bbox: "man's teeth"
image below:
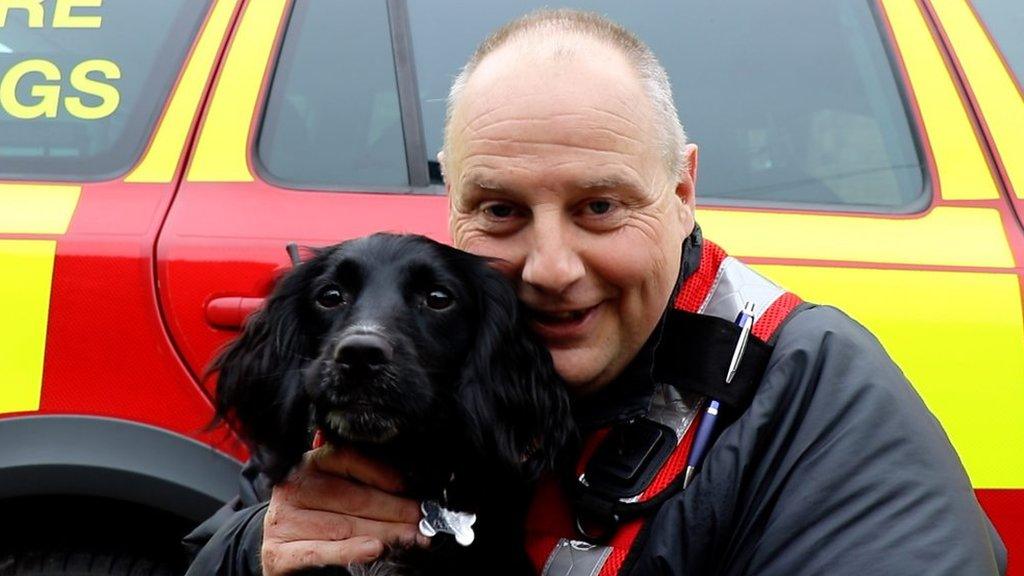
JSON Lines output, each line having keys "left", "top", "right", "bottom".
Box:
{"left": 540, "top": 309, "right": 587, "bottom": 321}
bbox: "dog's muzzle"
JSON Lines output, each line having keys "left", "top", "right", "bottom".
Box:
{"left": 334, "top": 331, "right": 394, "bottom": 374}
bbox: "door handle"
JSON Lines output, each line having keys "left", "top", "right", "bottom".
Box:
{"left": 205, "top": 297, "right": 265, "bottom": 330}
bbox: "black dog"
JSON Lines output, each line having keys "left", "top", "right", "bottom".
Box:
{"left": 213, "top": 233, "right": 574, "bottom": 575}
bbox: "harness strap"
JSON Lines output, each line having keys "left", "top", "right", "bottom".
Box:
{"left": 528, "top": 238, "right": 805, "bottom": 576}
{"left": 530, "top": 391, "right": 703, "bottom": 575}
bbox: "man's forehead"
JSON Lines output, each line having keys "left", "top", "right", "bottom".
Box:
{"left": 454, "top": 48, "right": 651, "bottom": 144}
{"left": 467, "top": 34, "right": 638, "bottom": 97}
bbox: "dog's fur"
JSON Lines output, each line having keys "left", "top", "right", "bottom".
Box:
{"left": 213, "top": 233, "right": 574, "bottom": 575}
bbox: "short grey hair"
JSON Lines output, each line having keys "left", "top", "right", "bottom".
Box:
{"left": 443, "top": 9, "right": 687, "bottom": 179}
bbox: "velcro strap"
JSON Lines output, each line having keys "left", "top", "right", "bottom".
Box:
{"left": 652, "top": 309, "right": 773, "bottom": 411}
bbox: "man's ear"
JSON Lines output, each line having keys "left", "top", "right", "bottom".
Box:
{"left": 437, "top": 150, "right": 450, "bottom": 191}
{"left": 674, "top": 143, "right": 699, "bottom": 235}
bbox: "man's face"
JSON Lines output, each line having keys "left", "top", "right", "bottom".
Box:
{"left": 447, "top": 40, "right": 697, "bottom": 395}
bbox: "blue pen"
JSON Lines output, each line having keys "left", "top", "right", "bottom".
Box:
{"left": 683, "top": 302, "right": 755, "bottom": 489}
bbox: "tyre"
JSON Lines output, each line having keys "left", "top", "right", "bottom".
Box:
{"left": 0, "top": 549, "right": 179, "bottom": 576}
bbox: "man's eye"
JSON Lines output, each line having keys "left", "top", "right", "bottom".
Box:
{"left": 587, "top": 200, "right": 613, "bottom": 215}
{"left": 483, "top": 203, "right": 516, "bottom": 219}
{"left": 316, "top": 286, "right": 348, "bottom": 308}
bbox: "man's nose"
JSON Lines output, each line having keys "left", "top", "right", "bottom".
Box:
{"left": 521, "top": 216, "right": 586, "bottom": 295}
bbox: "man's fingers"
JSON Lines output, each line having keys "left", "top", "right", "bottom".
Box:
{"left": 309, "top": 445, "right": 406, "bottom": 492}
{"left": 265, "top": 506, "right": 424, "bottom": 546}
{"left": 277, "top": 472, "right": 422, "bottom": 524}
{"left": 262, "top": 537, "right": 383, "bottom": 574}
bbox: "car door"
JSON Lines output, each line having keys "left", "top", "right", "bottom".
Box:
{"left": 155, "top": 0, "right": 447, "bottom": 407}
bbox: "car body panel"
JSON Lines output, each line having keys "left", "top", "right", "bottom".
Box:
{"left": 125, "top": 0, "right": 241, "bottom": 185}
{"left": 926, "top": 0, "right": 1024, "bottom": 218}
{"left": 0, "top": 0, "right": 245, "bottom": 460}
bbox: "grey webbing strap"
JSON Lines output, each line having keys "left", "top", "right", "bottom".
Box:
{"left": 540, "top": 539, "right": 613, "bottom": 576}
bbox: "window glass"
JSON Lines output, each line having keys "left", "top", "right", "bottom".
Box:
{"left": 408, "top": 0, "right": 925, "bottom": 210}
{"left": 972, "top": 0, "right": 1024, "bottom": 87}
{"left": 0, "top": 0, "right": 210, "bottom": 181}
{"left": 256, "top": 0, "right": 407, "bottom": 189}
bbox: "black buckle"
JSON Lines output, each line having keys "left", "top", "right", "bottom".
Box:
{"left": 581, "top": 418, "right": 675, "bottom": 499}
{"left": 572, "top": 418, "right": 676, "bottom": 541}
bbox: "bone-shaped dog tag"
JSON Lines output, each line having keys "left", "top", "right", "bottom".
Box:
{"left": 419, "top": 500, "right": 477, "bottom": 546}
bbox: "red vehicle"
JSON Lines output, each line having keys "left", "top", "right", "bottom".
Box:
{"left": 1, "top": 0, "right": 1021, "bottom": 572}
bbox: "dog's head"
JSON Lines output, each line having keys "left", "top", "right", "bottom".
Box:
{"left": 213, "top": 233, "right": 573, "bottom": 484}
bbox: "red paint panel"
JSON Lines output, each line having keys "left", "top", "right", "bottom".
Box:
{"left": 36, "top": 181, "right": 246, "bottom": 461}
{"left": 977, "top": 489, "right": 1022, "bottom": 575}
{"left": 157, "top": 180, "right": 449, "bottom": 387}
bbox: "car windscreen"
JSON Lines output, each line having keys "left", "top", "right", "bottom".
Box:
{"left": 0, "top": 0, "right": 211, "bottom": 181}
{"left": 408, "top": 0, "right": 926, "bottom": 211}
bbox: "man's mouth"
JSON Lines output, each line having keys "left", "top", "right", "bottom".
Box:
{"left": 528, "top": 304, "right": 601, "bottom": 341}
{"left": 533, "top": 309, "right": 590, "bottom": 322}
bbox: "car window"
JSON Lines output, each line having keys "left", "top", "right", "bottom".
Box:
{"left": 407, "top": 0, "right": 926, "bottom": 211}
{"left": 0, "top": 0, "right": 211, "bottom": 181}
{"left": 256, "top": 0, "right": 407, "bottom": 189}
{"left": 971, "top": 0, "right": 1024, "bottom": 87}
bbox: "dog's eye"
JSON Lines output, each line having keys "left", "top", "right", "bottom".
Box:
{"left": 424, "top": 289, "right": 453, "bottom": 310}
{"left": 316, "top": 286, "right": 348, "bottom": 309}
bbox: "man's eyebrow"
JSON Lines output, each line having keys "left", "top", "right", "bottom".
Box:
{"left": 576, "top": 174, "right": 641, "bottom": 191}
{"left": 461, "top": 174, "right": 506, "bottom": 192}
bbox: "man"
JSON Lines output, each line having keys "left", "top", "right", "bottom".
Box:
{"left": 186, "top": 10, "right": 1006, "bottom": 575}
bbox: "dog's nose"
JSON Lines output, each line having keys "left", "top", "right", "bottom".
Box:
{"left": 335, "top": 333, "right": 393, "bottom": 370}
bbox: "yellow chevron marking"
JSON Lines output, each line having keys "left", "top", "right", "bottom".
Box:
{"left": 879, "top": 0, "right": 999, "bottom": 200}
{"left": 126, "top": 0, "right": 240, "bottom": 183}
{"left": 701, "top": 206, "right": 1013, "bottom": 268}
{"left": 0, "top": 240, "right": 59, "bottom": 414}
{"left": 0, "top": 184, "right": 80, "bottom": 234}
{"left": 755, "top": 264, "right": 1024, "bottom": 489}
{"left": 929, "top": 0, "right": 1024, "bottom": 200}
{"left": 187, "top": 0, "right": 287, "bottom": 182}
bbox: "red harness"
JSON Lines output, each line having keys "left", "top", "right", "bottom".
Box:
{"left": 525, "top": 239, "right": 803, "bottom": 575}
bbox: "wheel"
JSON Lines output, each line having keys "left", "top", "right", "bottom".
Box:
{"left": 0, "top": 549, "right": 177, "bottom": 576}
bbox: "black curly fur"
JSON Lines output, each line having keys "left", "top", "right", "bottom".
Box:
{"left": 212, "top": 234, "right": 575, "bottom": 575}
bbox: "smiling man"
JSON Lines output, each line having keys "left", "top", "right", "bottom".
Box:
{"left": 444, "top": 18, "right": 692, "bottom": 397}
{"left": 185, "top": 9, "right": 1005, "bottom": 576}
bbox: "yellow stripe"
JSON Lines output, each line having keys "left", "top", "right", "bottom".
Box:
{"left": 188, "top": 0, "right": 287, "bottom": 182}
{"left": 755, "top": 264, "right": 1024, "bottom": 488}
{"left": 701, "top": 206, "right": 1013, "bottom": 268}
{"left": 929, "top": 0, "right": 1024, "bottom": 200}
{"left": 0, "top": 240, "right": 58, "bottom": 414}
{"left": 880, "top": 0, "right": 999, "bottom": 200}
{"left": 0, "top": 184, "right": 81, "bottom": 234}
{"left": 126, "top": 0, "right": 240, "bottom": 183}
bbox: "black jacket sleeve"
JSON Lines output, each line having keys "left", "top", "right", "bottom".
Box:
{"left": 633, "top": 306, "right": 1007, "bottom": 575}
{"left": 183, "top": 460, "right": 271, "bottom": 576}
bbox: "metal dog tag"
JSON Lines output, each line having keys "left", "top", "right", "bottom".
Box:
{"left": 419, "top": 500, "right": 477, "bottom": 546}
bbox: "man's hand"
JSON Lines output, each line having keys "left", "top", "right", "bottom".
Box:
{"left": 260, "top": 445, "right": 427, "bottom": 575}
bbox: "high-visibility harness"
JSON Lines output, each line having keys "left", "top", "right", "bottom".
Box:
{"left": 526, "top": 239, "right": 804, "bottom": 576}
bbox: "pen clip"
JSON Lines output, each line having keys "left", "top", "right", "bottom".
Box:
{"left": 725, "top": 302, "right": 755, "bottom": 384}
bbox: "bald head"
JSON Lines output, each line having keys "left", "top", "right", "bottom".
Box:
{"left": 441, "top": 9, "right": 687, "bottom": 184}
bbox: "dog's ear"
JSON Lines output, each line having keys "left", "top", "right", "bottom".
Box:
{"left": 211, "top": 264, "right": 318, "bottom": 483}
{"left": 456, "top": 260, "right": 575, "bottom": 480}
